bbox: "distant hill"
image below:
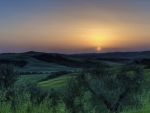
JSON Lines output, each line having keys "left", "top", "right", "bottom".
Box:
{"left": 71, "top": 51, "right": 150, "bottom": 61}
{"left": 0, "top": 51, "right": 150, "bottom": 72}
{"left": 0, "top": 52, "right": 76, "bottom": 73}
{"left": 33, "top": 53, "right": 109, "bottom": 68}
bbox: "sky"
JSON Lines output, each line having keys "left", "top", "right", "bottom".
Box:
{"left": 0, "top": 0, "right": 150, "bottom": 54}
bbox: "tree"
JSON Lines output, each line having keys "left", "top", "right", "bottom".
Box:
{"left": 63, "top": 64, "right": 145, "bottom": 112}
{"left": 86, "top": 64, "right": 145, "bottom": 112}
{"left": 62, "top": 77, "right": 86, "bottom": 113}
{"left": 0, "top": 65, "right": 19, "bottom": 90}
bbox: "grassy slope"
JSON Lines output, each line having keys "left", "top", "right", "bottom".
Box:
{"left": 20, "top": 74, "right": 50, "bottom": 83}
{"left": 0, "top": 52, "right": 77, "bottom": 73}
{"left": 38, "top": 73, "right": 78, "bottom": 88}
{"left": 0, "top": 52, "right": 122, "bottom": 73}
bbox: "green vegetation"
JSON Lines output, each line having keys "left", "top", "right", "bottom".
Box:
{"left": 39, "top": 70, "right": 72, "bottom": 82}
{"left": 0, "top": 52, "right": 78, "bottom": 73}
{"left": 0, "top": 64, "right": 149, "bottom": 113}
{"left": 0, "top": 59, "right": 27, "bottom": 67}
{"left": 39, "top": 73, "right": 78, "bottom": 88}
{"left": 1, "top": 52, "right": 150, "bottom": 113}
{"left": 0, "top": 65, "right": 19, "bottom": 89}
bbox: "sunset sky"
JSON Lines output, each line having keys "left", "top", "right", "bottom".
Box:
{"left": 0, "top": 0, "right": 150, "bottom": 54}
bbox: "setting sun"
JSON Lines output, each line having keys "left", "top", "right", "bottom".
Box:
{"left": 97, "top": 47, "right": 101, "bottom": 51}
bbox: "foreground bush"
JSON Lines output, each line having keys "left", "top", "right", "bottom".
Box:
{"left": 88, "top": 65, "right": 144, "bottom": 112}
{"left": 61, "top": 65, "right": 145, "bottom": 113}
{"left": 0, "top": 65, "right": 19, "bottom": 90}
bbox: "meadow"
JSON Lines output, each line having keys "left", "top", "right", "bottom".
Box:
{"left": 0, "top": 51, "right": 150, "bottom": 113}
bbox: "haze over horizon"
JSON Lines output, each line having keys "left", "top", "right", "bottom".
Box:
{"left": 1, "top": 0, "right": 150, "bottom": 54}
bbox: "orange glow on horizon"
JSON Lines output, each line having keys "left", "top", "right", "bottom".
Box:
{"left": 1, "top": 1, "right": 150, "bottom": 53}
{"left": 83, "top": 27, "right": 114, "bottom": 48}
{"left": 97, "top": 47, "right": 101, "bottom": 51}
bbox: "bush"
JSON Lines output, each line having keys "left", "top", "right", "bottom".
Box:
{"left": 47, "top": 88, "right": 60, "bottom": 113}
{"left": 62, "top": 65, "right": 145, "bottom": 112}
{"left": 21, "top": 82, "right": 48, "bottom": 105}
{"left": 87, "top": 65, "right": 145, "bottom": 112}
{"left": 0, "top": 65, "right": 19, "bottom": 90}
{"left": 62, "top": 75, "right": 87, "bottom": 113}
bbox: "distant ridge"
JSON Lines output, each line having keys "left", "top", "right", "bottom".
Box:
{"left": 1, "top": 50, "right": 150, "bottom": 55}
{"left": 69, "top": 51, "right": 150, "bottom": 61}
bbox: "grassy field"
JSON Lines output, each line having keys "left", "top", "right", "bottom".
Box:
{"left": 20, "top": 74, "right": 50, "bottom": 82}
{"left": 38, "top": 73, "right": 78, "bottom": 88}
{"left": 1, "top": 52, "right": 150, "bottom": 113}
{"left": 0, "top": 51, "right": 130, "bottom": 73}
{"left": 0, "top": 52, "right": 79, "bottom": 73}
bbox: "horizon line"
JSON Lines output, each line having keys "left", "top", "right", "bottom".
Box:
{"left": 0, "top": 50, "right": 150, "bottom": 55}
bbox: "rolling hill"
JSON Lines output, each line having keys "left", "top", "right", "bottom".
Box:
{"left": 0, "top": 51, "right": 150, "bottom": 73}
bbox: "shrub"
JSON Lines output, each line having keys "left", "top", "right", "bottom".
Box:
{"left": 87, "top": 65, "right": 145, "bottom": 112}
{"left": 22, "top": 82, "right": 48, "bottom": 105}
{"left": 0, "top": 65, "right": 19, "bottom": 90}
{"left": 47, "top": 88, "right": 60, "bottom": 113}
{"left": 63, "top": 64, "right": 145, "bottom": 112}
{"left": 62, "top": 76, "right": 86, "bottom": 113}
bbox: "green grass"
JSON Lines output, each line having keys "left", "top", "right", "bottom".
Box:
{"left": 0, "top": 53, "right": 79, "bottom": 73}
{"left": 38, "top": 73, "right": 78, "bottom": 88}
{"left": 19, "top": 74, "right": 50, "bottom": 82}
{"left": 16, "top": 57, "right": 77, "bottom": 73}
{"left": 0, "top": 52, "right": 124, "bottom": 73}
{"left": 19, "top": 73, "right": 78, "bottom": 88}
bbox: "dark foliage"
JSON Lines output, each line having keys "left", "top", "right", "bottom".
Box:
{"left": 0, "top": 59, "right": 27, "bottom": 67}
{"left": 0, "top": 65, "right": 19, "bottom": 90}
{"left": 23, "top": 82, "right": 48, "bottom": 104}
{"left": 19, "top": 71, "right": 43, "bottom": 75}
{"left": 33, "top": 54, "right": 108, "bottom": 68}
{"left": 133, "top": 58, "right": 150, "bottom": 68}
{"left": 62, "top": 64, "right": 145, "bottom": 112}
{"left": 96, "top": 57, "right": 130, "bottom": 62}
{"left": 88, "top": 65, "right": 144, "bottom": 112}
{"left": 62, "top": 77, "right": 85, "bottom": 113}
{"left": 4, "top": 82, "right": 49, "bottom": 112}
{"left": 33, "top": 54, "right": 82, "bottom": 67}
{"left": 48, "top": 88, "right": 60, "bottom": 113}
